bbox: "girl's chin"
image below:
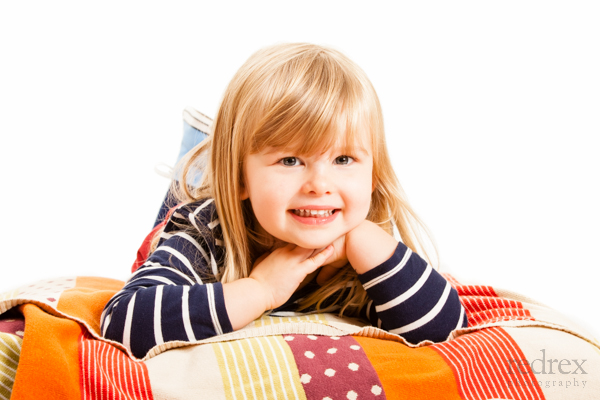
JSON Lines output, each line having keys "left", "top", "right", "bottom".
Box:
{"left": 287, "top": 238, "right": 334, "bottom": 250}
{"left": 267, "top": 231, "right": 339, "bottom": 250}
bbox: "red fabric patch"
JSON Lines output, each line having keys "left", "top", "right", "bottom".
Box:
{"left": 132, "top": 205, "right": 180, "bottom": 273}
{"left": 79, "top": 331, "right": 154, "bottom": 400}
{"left": 432, "top": 327, "right": 544, "bottom": 400}
{"left": 132, "top": 222, "right": 166, "bottom": 273}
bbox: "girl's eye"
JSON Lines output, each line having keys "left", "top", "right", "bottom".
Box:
{"left": 334, "top": 155, "right": 354, "bottom": 165}
{"left": 280, "top": 157, "right": 300, "bottom": 166}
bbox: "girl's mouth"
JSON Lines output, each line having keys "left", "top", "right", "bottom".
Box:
{"left": 288, "top": 209, "right": 339, "bottom": 225}
{"left": 291, "top": 209, "right": 336, "bottom": 217}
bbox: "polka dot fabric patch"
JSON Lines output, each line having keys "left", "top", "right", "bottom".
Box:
{"left": 0, "top": 316, "right": 25, "bottom": 338}
{"left": 283, "top": 335, "right": 386, "bottom": 399}
{"left": 2, "top": 277, "right": 77, "bottom": 308}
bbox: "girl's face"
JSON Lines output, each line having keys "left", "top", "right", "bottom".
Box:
{"left": 241, "top": 135, "right": 374, "bottom": 250}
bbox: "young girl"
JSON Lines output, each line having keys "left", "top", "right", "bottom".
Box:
{"left": 101, "top": 43, "right": 467, "bottom": 358}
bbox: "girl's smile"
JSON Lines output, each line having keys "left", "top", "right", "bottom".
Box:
{"left": 288, "top": 206, "right": 340, "bottom": 225}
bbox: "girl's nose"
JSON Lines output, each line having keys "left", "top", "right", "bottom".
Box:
{"left": 303, "top": 165, "right": 332, "bottom": 195}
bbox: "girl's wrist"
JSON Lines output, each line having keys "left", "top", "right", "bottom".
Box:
{"left": 246, "top": 276, "right": 274, "bottom": 311}
{"left": 223, "top": 278, "right": 270, "bottom": 330}
{"left": 346, "top": 220, "right": 398, "bottom": 275}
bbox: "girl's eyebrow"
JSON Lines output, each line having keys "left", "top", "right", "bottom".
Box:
{"left": 261, "top": 147, "right": 288, "bottom": 155}
{"left": 261, "top": 144, "right": 370, "bottom": 157}
{"left": 329, "top": 146, "right": 370, "bottom": 156}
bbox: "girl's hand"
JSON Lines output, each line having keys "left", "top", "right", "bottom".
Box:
{"left": 249, "top": 243, "right": 334, "bottom": 310}
{"left": 316, "top": 235, "right": 349, "bottom": 285}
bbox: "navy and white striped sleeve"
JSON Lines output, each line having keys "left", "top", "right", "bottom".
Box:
{"left": 101, "top": 199, "right": 232, "bottom": 358}
{"left": 358, "top": 242, "right": 468, "bottom": 343}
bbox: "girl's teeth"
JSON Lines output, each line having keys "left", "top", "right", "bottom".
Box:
{"left": 293, "top": 209, "right": 334, "bottom": 217}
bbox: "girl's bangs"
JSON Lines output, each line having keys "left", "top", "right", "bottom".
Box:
{"left": 257, "top": 111, "right": 368, "bottom": 157}
{"left": 249, "top": 79, "right": 373, "bottom": 157}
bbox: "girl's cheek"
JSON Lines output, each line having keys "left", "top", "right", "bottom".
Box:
{"left": 354, "top": 172, "right": 374, "bottom": 216}
{"left": 348, "top": 170, "right": 373, "bottom": 193}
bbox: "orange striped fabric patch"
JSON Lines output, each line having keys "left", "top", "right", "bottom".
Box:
{"left": 79, "top": 332, "right": 153, "bottom": 400}
{"left": 432, "top": 327, "right": 545, "bottom": 400}
{"left": 443, "top": 275, "right": 536, "bottom": 327}
{"left": 462, "top": 297, "right": 534, "bottom": 326}
{"left": 455, "top": 283, "right": 497, "bottom": 297}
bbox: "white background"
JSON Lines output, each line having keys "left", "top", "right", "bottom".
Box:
{"left": 1, "top": 2, "right": 598, "bottom": 338}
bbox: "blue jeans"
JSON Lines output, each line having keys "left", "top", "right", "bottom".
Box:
{"left": 153, "top": 119, "right": 209, "bottom": 227}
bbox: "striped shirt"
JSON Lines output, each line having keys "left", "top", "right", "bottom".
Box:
{"left": 101, "top": 199, "right": 467, "bottom": 358}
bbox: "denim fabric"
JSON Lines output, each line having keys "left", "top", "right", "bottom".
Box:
{"left": 178, "top": 120, "right": 209, "bottom": 163}
{"left": 153, "top": 120, "right": 209, "bottom": 227}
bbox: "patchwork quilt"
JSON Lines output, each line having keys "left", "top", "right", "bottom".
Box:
{"left": 1, "top": 275, "right": 598, "bottom": 400}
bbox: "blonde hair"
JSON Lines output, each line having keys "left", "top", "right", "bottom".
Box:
{"left": 167, "top": 43, "right": 437, "bottom": 315}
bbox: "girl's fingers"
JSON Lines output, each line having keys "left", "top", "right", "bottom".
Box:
{"left": 304, "top": 245, "right": 334, "bottom": 272}
{"left": 287, "top": 244, "right": 324, "bottom": 260}
{"left": 269, "top": 243, "right": 334, "bottom": 273}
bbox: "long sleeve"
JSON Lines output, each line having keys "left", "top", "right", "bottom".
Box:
{"left": 101, "top": 199, "right": 233, "bottom": 358}
{"left": 358, "top": 242, "right": 467, "bottom": 343}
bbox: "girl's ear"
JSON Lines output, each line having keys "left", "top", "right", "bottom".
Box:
{"left": 240, "top": 184, "right": 249, "bottom": 200}
{"left": 239, "top": 164, "right": 250, "bottom": 200}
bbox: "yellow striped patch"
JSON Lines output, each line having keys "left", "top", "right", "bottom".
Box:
{"left": 252, "top": 313, "right": 327, "bottom": 327}
{"left": 213, "top": 336, "right": 306, "bottom": 400}
{"left": 0, "top": 333, "right": 22, "bottom": 400}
